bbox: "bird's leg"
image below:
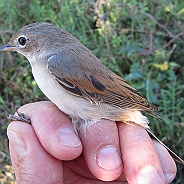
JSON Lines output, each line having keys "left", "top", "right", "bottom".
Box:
{"left": 4, "top": 108, "right": 31, "bottom": 124}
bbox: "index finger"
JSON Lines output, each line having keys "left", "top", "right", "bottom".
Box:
{"left": 17, "top": 101, "right": 82, "bottom": 160}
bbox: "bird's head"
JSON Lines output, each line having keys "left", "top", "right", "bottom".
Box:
{"left": 0, "top": 22, "right": 78, "bottom": 61}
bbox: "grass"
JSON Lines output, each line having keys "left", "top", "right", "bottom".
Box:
{"left": 0, "top": 0, "right": 184, "bottom": 183}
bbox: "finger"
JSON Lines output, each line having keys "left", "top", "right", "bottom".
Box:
{"left": 7, "top": 121, "right": 63, "bottom": 183}
{"left": 152, "top": 140, "right": 176, "bottom": 184}
{"left": 118, "top": 122, "right": 165, "bottom": 184}
{"left": 78, "top": 120, "right": 124, "bottom": 181}
{"left": 17, "top": 101, "right": 82, "bottom": 160}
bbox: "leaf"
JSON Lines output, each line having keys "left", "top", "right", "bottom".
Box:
{"left": 124, "top": 71, "right": 143, "bottom": 81}
{"left": 124, "top": 62, "right": 144, "bottom": 81}
{"left": 152, "top": 62, "right": 169, "bottom": 71}
{"left": 169, "top": 62, "right": 180, "bottom": 68}
{"left": 118, "top": 45, "right": 144, "bottom": 56}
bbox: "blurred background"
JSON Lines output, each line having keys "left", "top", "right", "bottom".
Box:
{"left": 0, "top": 0, "right": 184, "bottom": 183}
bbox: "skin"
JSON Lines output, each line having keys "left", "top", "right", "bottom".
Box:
{"left": 7, "top": 101, "right": 176, "bottom": 184}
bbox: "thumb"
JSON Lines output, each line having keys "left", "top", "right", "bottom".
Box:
{"left": 7, "top": 121, "right": 63, "bottom": 184}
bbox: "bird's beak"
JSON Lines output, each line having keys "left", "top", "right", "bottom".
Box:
{"left": 0, "top": 43, "right": 15, "bottom": 52}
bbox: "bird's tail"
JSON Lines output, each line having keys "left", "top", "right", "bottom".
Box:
{"left": 146, "top": 128, "right": 184, "bottom": 165}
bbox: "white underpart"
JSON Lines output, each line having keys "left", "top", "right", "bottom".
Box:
{"left": 31, "top": 62, "right": 150, "bottom": 130}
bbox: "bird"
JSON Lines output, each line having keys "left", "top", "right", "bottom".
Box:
{"left": 0, "top": 22, "right": 183, "bottom": 164}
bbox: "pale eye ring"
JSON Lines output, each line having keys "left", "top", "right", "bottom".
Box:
{"left": 18, "top": 36, "right": 27, "bottom": 46}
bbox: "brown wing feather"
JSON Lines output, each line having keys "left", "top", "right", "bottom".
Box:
{"left": 47, "top": 43, "right": 159, "bottom": 114}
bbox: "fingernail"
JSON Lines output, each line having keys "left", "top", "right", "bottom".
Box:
{"left": 58, "top": 127, "right": 81, "bottom": 147}
{"left": 97, "top": 146, "right": 122, "bottom": 170}
{"left": 7, "top": 130, "right": 27, "bottom": 157}
{"left": 165, "top": 172, "right": 175, "bottom": 183}
{"left": 138, "top": 165, "right": 162, "bottom": 184}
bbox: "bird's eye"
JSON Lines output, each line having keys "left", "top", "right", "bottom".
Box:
{"left": 18, "top": 37, "right": 27, "bottom": 46}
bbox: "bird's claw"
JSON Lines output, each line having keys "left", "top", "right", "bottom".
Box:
{"left": 4, "top": 109, "right": 31, "bottom": 124}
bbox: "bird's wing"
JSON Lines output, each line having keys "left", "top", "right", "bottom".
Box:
{"left": 47, "top": 45, "right": 159, "bottom": 113}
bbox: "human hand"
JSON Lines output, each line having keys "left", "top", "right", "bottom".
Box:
{"left": 7, "top": 101, "right": 176, "bottom": 184}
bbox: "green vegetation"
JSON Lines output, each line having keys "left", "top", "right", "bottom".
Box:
{"left": 0, "top": 0, "right": 184, "bottom": 183}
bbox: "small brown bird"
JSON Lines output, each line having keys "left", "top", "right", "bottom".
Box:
{"left": 0, "top": 22, "right": 183, "bottom": 164}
